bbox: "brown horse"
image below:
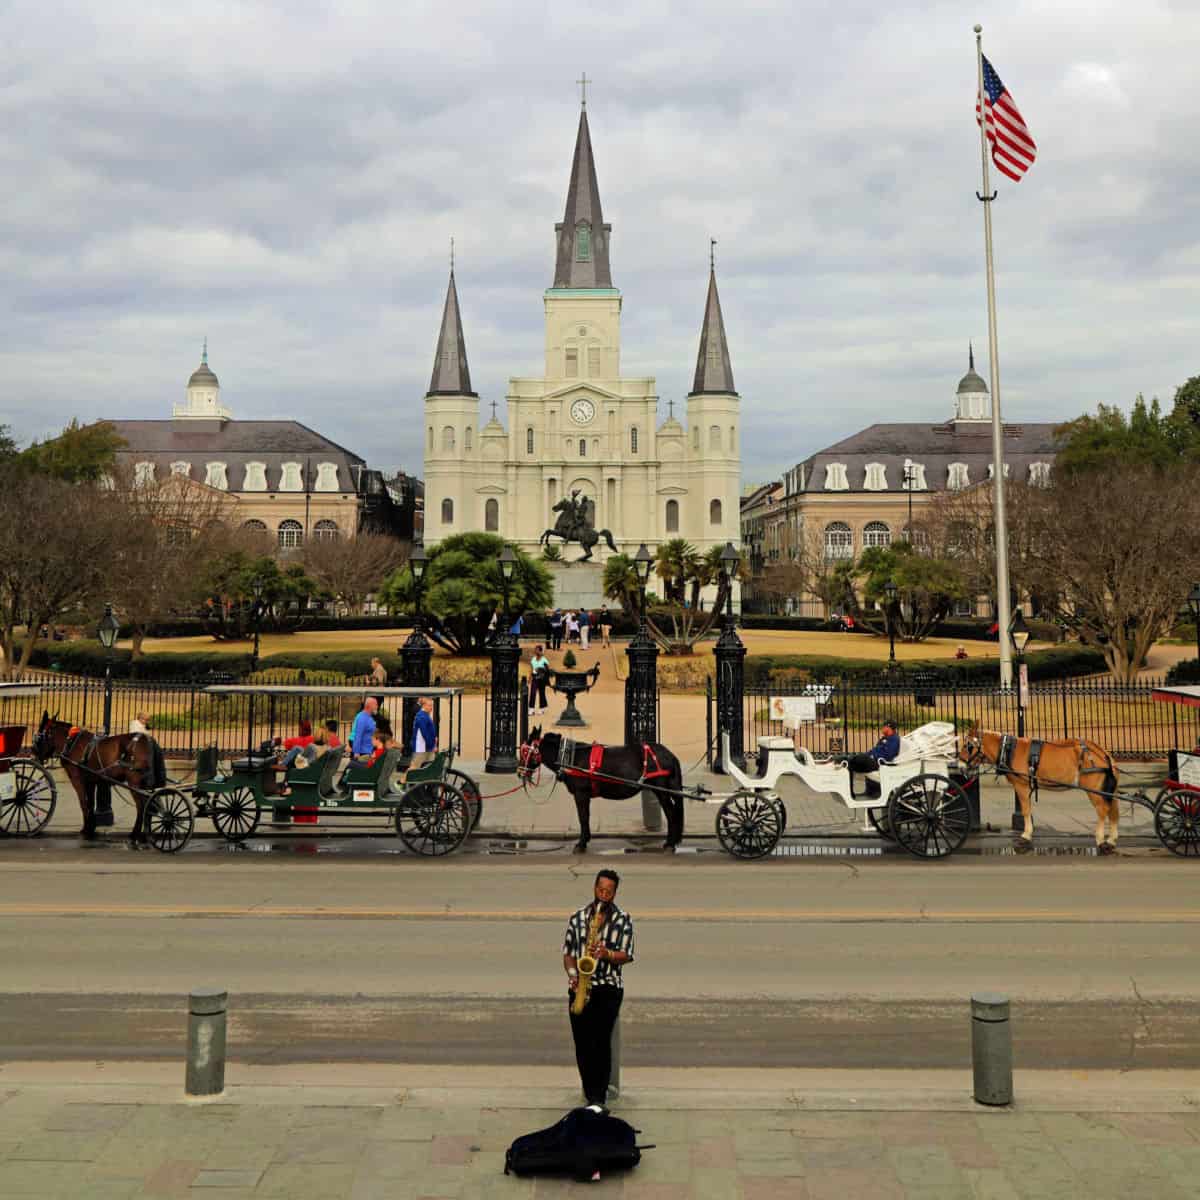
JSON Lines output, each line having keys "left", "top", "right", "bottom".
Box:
{"left": 960, "top": 725, "right": 1120, "bottom": 854}
{"left": 32, "top": 713, "right": 164, "bottom": 846}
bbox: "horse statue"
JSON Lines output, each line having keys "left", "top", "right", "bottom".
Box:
{"left": 960, "top": 725, "right": 1120, "bottom": 854}
{"left": 539, "top": 492, "right": 618, "bottom": 563}
{"left": 522, "top": 728, "right": 684, "bottom": 852}
{"left": 32, "top": 712, "right": 166, "bottom": 847}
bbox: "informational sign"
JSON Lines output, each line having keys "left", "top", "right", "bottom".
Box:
{"left": 353, "top": 788, "right": 374, "bottom": 803}
{"left": 1177, "top": 750, "right": 1200, "bottom": 790}
{"left": 769, "top": 696, "right": 818, "bottom": 725}
{"left": 1018, "top": 662, "right": 1030, "bottom": 709}
{"left": 0, "top": 775, "right": 14, "bottom": 801}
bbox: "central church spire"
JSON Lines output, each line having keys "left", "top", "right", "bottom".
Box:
{"left": 552, "top": 107, "right": 613, "bottom": 288}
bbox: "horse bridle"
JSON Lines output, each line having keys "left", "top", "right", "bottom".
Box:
{"left": 959, "top": 731, "right": 986, "bottom": 772}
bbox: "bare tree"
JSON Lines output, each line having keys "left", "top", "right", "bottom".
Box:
{"left": 302, "top": 533, "right": 408, "bottom": 614}
{"left": 1021, "top": 465, "right": 1200, "bottom": 680}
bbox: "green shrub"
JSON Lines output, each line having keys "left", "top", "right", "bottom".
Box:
{"left": 1165, "top": 657, "right": 1200, "bottom": 685}
{"left": 562, "top": 649, "right": 577, "bottom": 669}
{"left": 26, "top": 640, "right": 250, "bottom": 680}
{"left": 245, "top": 667, "right": 348, "bottom": 686}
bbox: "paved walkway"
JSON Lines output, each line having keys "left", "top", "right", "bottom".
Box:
{"left": 2, "top": 1066, "right": 1199, "bottom": 1198}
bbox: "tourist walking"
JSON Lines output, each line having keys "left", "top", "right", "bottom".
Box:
{"left": 411, "top": 697, "right": 437, "bottom": 767}
{"left": 598, "top": 607, "right": 613, "bottom": 648}
{"left": 566, "top": 610, "right": 580, "bottom": 644}
{"left": 529, "top": 645, "right": 550, "bottom": 715}
{"left": 562, "top": 870, "right": 635, "bottom": 1107}
{"left": 548, "top": 609, "right": 564, "bottom": 650}
{"left": 578, "top": 608, "right": 590, "bottom": 649}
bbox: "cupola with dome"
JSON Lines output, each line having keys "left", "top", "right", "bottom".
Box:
{"left": 174, "top": 339, "right": 232, "bottom": 422}
{"left": 954, "top": 343, "right": 990, "bottom": 423}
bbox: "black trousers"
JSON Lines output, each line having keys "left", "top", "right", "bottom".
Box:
{"left": 568, "top": 984, "right": 623, "bottom": 1105}
{"left": 529, "top": 675, "right": 548, "bottom": 710}
{"left": 846, "top": 753, "right": 880, "bottom": 774}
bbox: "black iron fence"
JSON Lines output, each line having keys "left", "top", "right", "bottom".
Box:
{"left": 707, "top": 676, "right": 1199, "bottom": 766}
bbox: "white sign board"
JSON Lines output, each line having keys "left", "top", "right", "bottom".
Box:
{"left": 1177, "top": 751, "right": 1200, "bottom": 790}
{"left": 769, "top": 696, "right": 818, "bottom": 725}
{"left": 352, "top": 788, "right": 374, "bottom": 803}
{"left": 0, "top": 774, "right": 14, "bottom": 801}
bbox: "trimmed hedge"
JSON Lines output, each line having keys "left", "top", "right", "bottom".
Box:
{"left": 1165, "top": 657, "right": 1200, "bottom": 685}
{"left": 743, "top": 644, "right": 1108, "bottom": 687}
{"left": 121, "top": 614, "right": 414, "bottom": 638}
{"left": 25, "top": 640, "right": 251, "bottom": 681}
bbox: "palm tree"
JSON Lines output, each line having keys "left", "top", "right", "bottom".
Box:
{"left": 654, "top": 539, "right": 701, "bottom": 605}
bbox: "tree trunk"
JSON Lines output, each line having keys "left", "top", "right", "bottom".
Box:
{"left": 131, "top": 627, "right": 146, "bottom": 658}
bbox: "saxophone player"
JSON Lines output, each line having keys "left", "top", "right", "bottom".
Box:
{"left": 562, "top": 869, "right": 635, "bottom": 1107}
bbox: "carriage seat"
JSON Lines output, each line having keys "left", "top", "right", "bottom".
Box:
{"left": 316, "top": 747, "right": 346, "bottom": 801}
{"left": 231, "top": 752, "right": 275, "bottom": 773}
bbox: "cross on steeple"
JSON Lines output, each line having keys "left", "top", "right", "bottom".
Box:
{"left": 710, "top": 237, "right": 717, "bottom": 271}
{"left": 668, "top": 397, "right": 675, "bottom": 420}
{"left": 450, "top": 236, "right": 455, "bottom": 273}
{"left": 577, "top": 72, "right": 591, "bottom": 108}
{"left": 490, "top": 397, "right": 498, "bottom": 421}
{"left": 202, "top": 336, "right": 208, "bottom": 366}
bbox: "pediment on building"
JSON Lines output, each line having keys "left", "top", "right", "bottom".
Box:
{"left": 475, "top": 483, "right": 506, "bottom": 495}
{"left": 657, "top": 484, "right": 689, "bottom": 495}
{"left": 544, "top": 382, "right": 620, "bottom": 403}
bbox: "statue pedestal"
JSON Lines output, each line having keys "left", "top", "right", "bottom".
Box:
{"left": 546, "top": 562, "right": 608, "bottom": 611}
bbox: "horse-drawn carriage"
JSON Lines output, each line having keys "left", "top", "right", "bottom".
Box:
{"left": 191, "top": 685, "right": 479, "bottom": 856}
{"left": 0, "top": 683, "right": 57, "bottom": 837}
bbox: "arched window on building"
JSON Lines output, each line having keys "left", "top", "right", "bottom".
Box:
{"left": 729, "top": 425, "right": 736, "bottom": 453}
{"left": 565, "top": 348, "right": 579, "bottom": 378}
{"left": 313, "top": 519, "right": 339, "bottom": 542}
{"left": 630, "top": 426, "right": 639, "bottom": 454}
{"left": 665, "top": 499, "right": 679, "bottom": 533}
{"left": 579, "top": 439, "right": 587, "bottom": 457}
{"left": 441, "top": 498, "right": 454, "bottom": 525}
{"left": 277, "top": 519, "right": 303, "bottom": 550}
{"left": 428, "top": 426, "right": 434, "bottom": 450}
{"left": 902, "top": 525, "right": 930, "bottom": 552}
{"left": 824, "top": 521, "right": 853, "bottom": 560}
{"left": 693, "top": 426, "right": 700, "bottom": 451}
{"left": 526, "top": 428, "right": 534, "bottom": 455}
{"left": 709, "top": 425, "right": 721, "bottom": 451}
{"left": 484, "top": 498, "right": 499, "bottom": 531}
{"left": 863, "top": 520, "right": 891, "bottom": 548}
{"left": 709, "top": 498, "right": 723, "bottom": 526}
{"left": 464, "top": 427, "right": 473, "bottom": 452}
{"left": 241, "top": 519, "right": 267, "bottom": 532}
{"left": 441, "top": 426, "right": 455, "bottom": 452}
{"left": 576, "top": 223, "right": 591, "bottom": 261}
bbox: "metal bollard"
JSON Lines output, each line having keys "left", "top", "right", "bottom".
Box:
{"left": 186, "top": 987, "right": 228, "bottom": 1097}
{"left": 971, "top": 993, "right": 1012, "bottom": 1106}
{"left": 607, "top": 1017, "right": 621, "bottom": 1101}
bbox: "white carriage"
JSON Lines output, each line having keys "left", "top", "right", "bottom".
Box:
{"left": 713, "top": 722, "right": 972, "bottom": 860}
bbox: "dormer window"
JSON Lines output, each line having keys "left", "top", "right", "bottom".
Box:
{"left": 169, "top": 461, "right": 190, "bottom": 479}
{"left": 1029, "top": 461, "right": 1051, "bottom": 486}
{"left": 947, "top": 462, "right": 970, "bottom": 490}
{"left": 243, "top": 462, "right": 267, "bottom": 491}
{"left": 901, "top": 460, "right": 927, "bottom": 490}
{"left": 134, "top": 461, "right": 156, "bottom": 487}
{"left": 280, "top": 462, "right": 304, "bottom": 492}
{"left": 575, "top": 223, "right": 591, "bottom": 262}
{"left": 204, "top": 462, "right": 228, "bottom": 490}
{"left": 987, "top": 463, "right": 1011, "bottom": 481}
{"left": 823, "top": 463, "right": 849, "bottom": 491}
{"left": 863, "top": 462, "right": 887, "bottom": 491}
{"left": 315, "top": 462, "right": 339, "bottom": 491}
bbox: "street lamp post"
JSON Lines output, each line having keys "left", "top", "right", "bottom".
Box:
{"left": 884, "top": 579, "right": 898, "bottom": 669}
{"left": 625, "top": 544, "right": 662, "bottom": 831}
{"left": 1187, "top": 583, "right": 1200, "bottom": 668}
{"left": 94, "top": 603, "right": 120, "bottom": 827}
{"left": 399, "top": 543, "right": 432, "bottom": 756}
{"left": 1008, "top": 610, "right": 1032, "bottom": 832}
{"left": 713, "top": 542, "right": 747, "bottom": 773}
{"left": 247, "top": 577, "right": 264, "bottom": 758}
{"left": 486, "top": 546, "right": 520, "bottom": 774}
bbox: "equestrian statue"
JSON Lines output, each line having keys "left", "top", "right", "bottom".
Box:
{"left": 539, "top": 490, "right": 618, "bottom": 564}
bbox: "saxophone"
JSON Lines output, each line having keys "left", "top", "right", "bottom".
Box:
{"left": 571, "top": 905, "right": 606, "bottom": 1015}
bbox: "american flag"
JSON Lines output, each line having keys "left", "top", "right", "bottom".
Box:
{"left": 976, "top": 55, "right": 1037, "bottom": 182}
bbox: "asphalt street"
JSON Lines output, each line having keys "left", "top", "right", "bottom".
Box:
{"left": 1, "top": 848, "right": 1197, "bottom": 1071}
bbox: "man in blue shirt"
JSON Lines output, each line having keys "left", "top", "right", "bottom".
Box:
{"left": 349, "top": 697, "right": 379, "bottom": 760}
{"left": 411, "top": 697, "right": 438, "bottom": 765}
{"left": 845, "top": 719, "right": 901, "bottom": 797}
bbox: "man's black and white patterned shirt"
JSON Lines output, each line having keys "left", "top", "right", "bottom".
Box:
{"left": 562, "top": 902, "right": 636, "bottom": 989}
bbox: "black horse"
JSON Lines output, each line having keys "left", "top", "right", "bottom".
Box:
{"left": 524, "top": 728, "right": 685, "bottom": 852}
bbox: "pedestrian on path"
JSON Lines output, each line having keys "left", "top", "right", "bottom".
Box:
{"left": 578, "top": 608, "right": 590, "bottom": 649}
{"left": 529, "top": 645, "right": 550, "bottom": 715}
{"left": 548, "top": 609, "right": 564, "bottom": 650}
{"left": 562, "top": 869, "right": 635, "bottom": 1107}
{"left": 598, "top": 607, "right": 613, "bottom": 648}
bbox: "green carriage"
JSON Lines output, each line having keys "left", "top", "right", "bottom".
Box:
{"left": 191, "top": 685, "right": 479, "bottom": 857}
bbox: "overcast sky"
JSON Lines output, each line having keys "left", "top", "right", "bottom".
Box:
{"left": 3, "top": 0, "right": 1198, "bottom": 483}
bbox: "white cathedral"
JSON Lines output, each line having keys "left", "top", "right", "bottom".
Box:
{"left": 422, "top": 103, "right": 742, "bottom": 562}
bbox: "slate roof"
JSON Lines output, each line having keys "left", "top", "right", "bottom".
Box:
{"left": 689, "top": 268, "right": 737, "bottom": 396}
{"left": 795, "top": 421, "right": 1062, "bottom": 494}
{"left": 427, "top": 268, "right": 476, "bottom": 397}
{"left": 106, "top": 419, "right": 367, "bottom": 493}
{"left": 552, "top": 109, "right": 613, "bottom": 289}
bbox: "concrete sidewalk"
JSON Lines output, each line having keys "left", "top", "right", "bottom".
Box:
{"left": 1, "top": 1064, "right": 1199, "bottom": 1198}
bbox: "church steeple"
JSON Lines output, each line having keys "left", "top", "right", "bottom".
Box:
{"left": 427, "top": 266, "right": 476, "bottom": 397}
{"left": 552, "top": 107, "right": 613, "bottom": 289}
{"left": 689, "top": 259, "right": 737, "bottom": 396}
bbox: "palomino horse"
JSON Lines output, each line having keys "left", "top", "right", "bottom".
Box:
{"left": 522, "top": 729, "right": 685, "bottom": 852}
{"left": 32, "top": 713, "right": 165, "bottom": 846}
{"left": 960, "top": 725, "right": 1120, "bottom": 854}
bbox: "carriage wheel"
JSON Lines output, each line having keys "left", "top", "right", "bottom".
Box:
{"left": 1154, "top": 789, "right": 1200, "bottom": 858}
{"left": 210, "top": 786, "right": 261, "bottom": 843}
{"left": 886, "top": 774, "right": 971, "bottom": 860}
{"left": 395, "top": 782, "right": 470, "bottom": 857}
{"left": 446, "top": 768, "right": 483, "bottom": 832}
{"left": 0, "top": 760, "right": 57, "bottom": 837}
{"left": 145, "top": 788, "right": 195, "bottom": 854}
{"left": 716, "top": 789, "right": 785, "bottom": 860}
{"left": 866, "top": 807, "right": 895, "bottom": 841}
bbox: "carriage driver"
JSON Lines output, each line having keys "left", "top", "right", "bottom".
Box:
{"left": 842, "top": 719, "right": 901, "bottom": 798}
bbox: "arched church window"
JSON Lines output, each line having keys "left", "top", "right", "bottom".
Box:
{"left": 565, "top": 348, "right": 579, "bottom": 378}
{"left": 314, "top": 519, "right": 339, "bottom": 542}
{"left": 579, "top": 439, "right": 587, "bottom": 457}
{"left": 824, "top": 522, "right": 853, "bottom": 560}
{"left": 575, "top": 223, "right": 591, "bottom": 262}
{"left": 863, "top": 521, "right": 891, "bottom": 548}
{"left": 693, "top": 426, "right": 700, "bottom": 451}
{"left": 526, "top": 428, "right": 534, "bottom": 455}
{"left": 709, "top": 425, "right": 721, "bottom": 451}
{"left": 277, "top": 519, "right": 303, "bottom": 550}
{"left": 428, "top": 426, "right": 434, "bottom": 450}
{"left": 485, "top": 498, "right": 499, "bottom": 532}
{"left": 709, "top": 498, "right": 723, "bottom": 526}
{"left": 630, "top": 426, "right": 639, "bottom": 454}
{"left": 464, "top": 427, "right": 472, "bottom": 452}
{"left": 665, "top": 499, "right": 679, "bottom": 533}
{"left": 441, "top": 426, "right": 455, "bottom": 452}
{"left": 441, "top": 498, "right": 454, "bottom": 525}
{"left": 730, "top": 425, "right": 736, "bottom": 452}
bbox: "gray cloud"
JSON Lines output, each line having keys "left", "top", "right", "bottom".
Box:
{"left": 2, "top": 0, "right": 1198, "bottom": 481}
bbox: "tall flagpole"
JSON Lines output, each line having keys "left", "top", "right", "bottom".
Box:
{"left": 975, "top": 23, "right": 1013, "bottom": 689}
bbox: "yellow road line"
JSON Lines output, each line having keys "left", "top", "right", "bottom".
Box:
{"left": 0, "top": 904, "right": 1196, "bottom": 922}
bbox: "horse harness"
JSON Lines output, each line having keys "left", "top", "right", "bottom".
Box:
{"left": 558, "top": 739, "right": 671, "bottom": 796}
{"left": 61, "top": 727, "right": 158, "bottom": 792}
{"left": 996, "top": 734, "right": 1046, "bottom": 801}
